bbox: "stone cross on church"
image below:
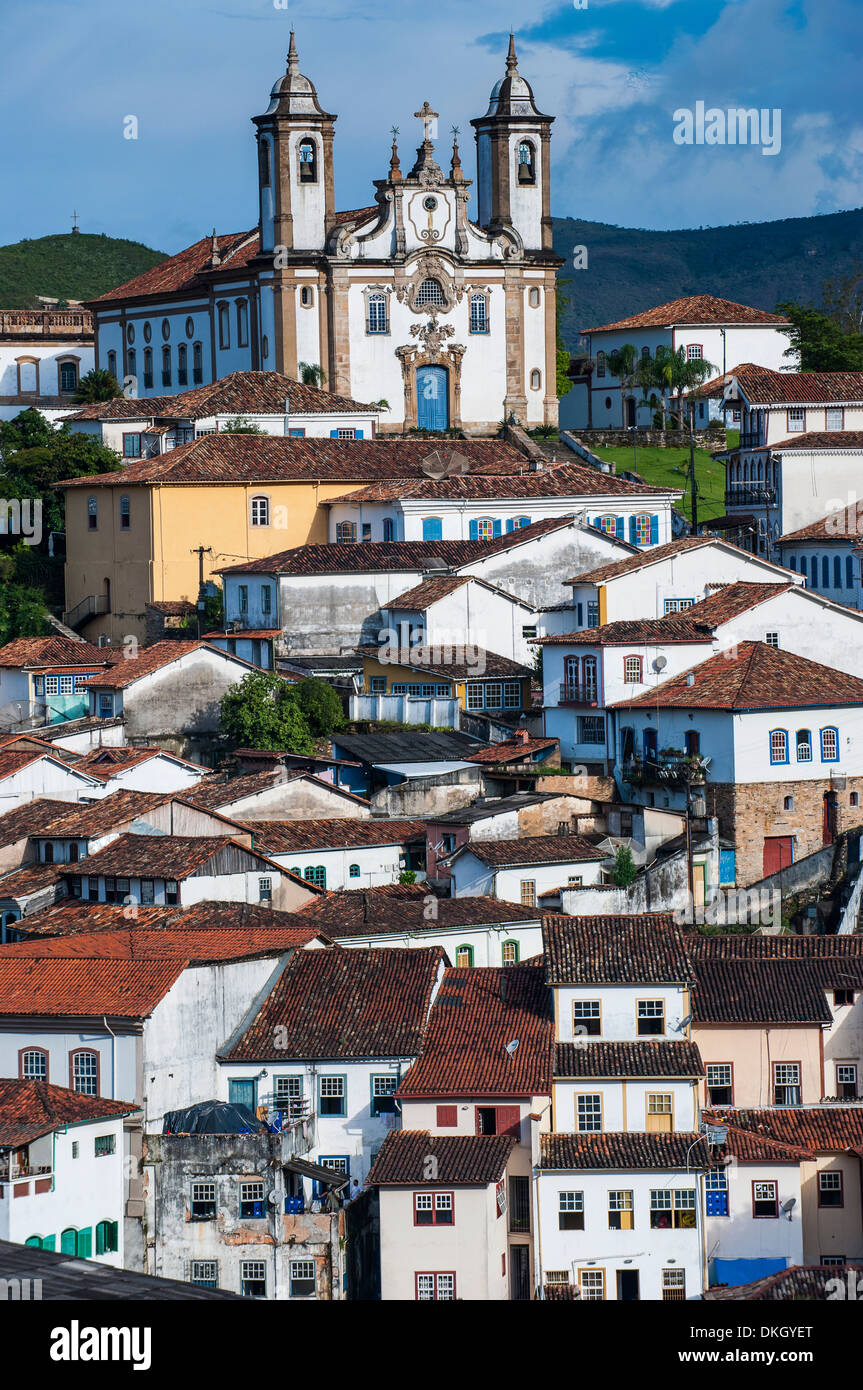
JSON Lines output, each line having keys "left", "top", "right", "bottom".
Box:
{"left": 413, "top": 101, "right": 438, "bottom": 143}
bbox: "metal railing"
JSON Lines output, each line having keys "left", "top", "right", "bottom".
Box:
{"left": 558, "top": 683, "right": 598, "bottom": 706}
{"left": 63, "top": 594, "right": 110, "bottom": 629}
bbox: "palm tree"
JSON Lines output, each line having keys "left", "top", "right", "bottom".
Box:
{"left": 649, "top": 347, "right": 717, "bottom": 531}
{"left": 74, "top": 368, "right": 123, "bottom": 404}
{"left": 297, "top": 362, "right": 327, "bottom": 389}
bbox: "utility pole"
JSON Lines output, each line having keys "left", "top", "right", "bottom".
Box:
{"left": 191, "top": 545, "right": 213, "bottom": 638}
{"left": 688, "top": 398, "right": 698, "bottom": 534}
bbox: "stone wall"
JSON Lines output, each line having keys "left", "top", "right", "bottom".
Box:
{"left": 706, "top": 777, "right": 863, "bottom": 887}
{"left": 577, "top": 427, "right": 725, "bottom": 450}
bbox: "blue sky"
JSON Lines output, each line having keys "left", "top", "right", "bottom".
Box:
{"left": 0, "top": 0, "right": 859, "bottom": 253}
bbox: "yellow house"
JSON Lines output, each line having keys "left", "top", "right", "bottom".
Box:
{"left": 58, "top": 435, "right": 524, "bottom": 644}
{"left": 359, "top": 644, "right": 532, "bottom": 716}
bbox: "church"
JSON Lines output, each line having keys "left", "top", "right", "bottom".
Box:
{"left": 89, "top": 34, "right": 561, "bottom": 434}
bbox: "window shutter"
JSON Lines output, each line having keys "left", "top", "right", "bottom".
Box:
{"left": 109, "top": 1221, "right": 118, "bottom": 1251}
{"left": 616, "top": 515, "right": 625, "bottom": 538}
{"left": 60, "top": 1229, "right": 76, "bottom": 1255}
{"left": 42, "top": 1235, "right": 55, "bottom": 1251}
{"left": 436, "top": 1105, "right": 457, "bottom": 1128}
{"left": 521, "top": 517, "right": 531, "bottom": 528}
{"left": 649, "top": 515, "right": 659, "bottom": 544}
{"left": 355, "top": 429, "right": 364, "bottom": 439}
{"left": 493, "top": 520, "right": 502, "bottom": 538}
{"left": 629, "top": 516, "right": 637, "bottom": 544}
{"left": 496, "top": 1106, "right": 521, "bottom": 1140}
{"left": 469, "top": 520, "right": 478, "bottom": 540}
{"left": 96, "top": 1222, "right": 106, "bottom": 1256}
{"left": 506, "top": 519, "right": 515, "bottom": 533}
{"left": 77, "top": 1228, "right": 92, "bottom": 1258}
{"left": 593, "top": 516, "right": 601, "bottom": 529}
{"left": 330, "top": 429, "right": 339, "bottom": 438}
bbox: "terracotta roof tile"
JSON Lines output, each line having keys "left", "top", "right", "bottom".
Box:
{"left": 0, "top": 799, "right": 78, "bottom": 848}
{"left": 327, "top": 464, "right": 678, "bottom": 505}
{"left": 704, "top": 1264, "right": 863, "bottom": 1301}
{"left": 730, "top": 364, "right": 863, "bottom": 406}
{"left": 89, "top": 231, "right": 260, "bottom": 304}
{"left": 542, "top": 913, "right": 691, "bottom": 984}
{"left": 466, "top": 736, "right": 558, "bottom": 763}
{"left": 779, "top": 499, "right": 863, "bottom": 543}
{"left": 83, "top": 642, "right": 241, "bottom": 691}
{"left": 1, "top": 925, "right": 321, "bottom": 964}
{"left": 583, "top": 296, "right": 789, "bottom": 334}
{"left": 0, "top": 637, "right": 106, "bottom": 669}
{"left": 0, "top": 860, "right": 65, "bottom": 898}
{"left": 217, "top": 518, "right": 576, "bottom": 576}
{"left": 0, "top": 957, "right": 186, "bottom": 1016}
{"left": 73, "top": 746, "right": 202, "bottom": 776}
{"left": 456, "top": 834, "right": 606, "bottom": 868}
{"left": 357, "top": 643, "right": 530, "bottom": 682}
{"left": 64, "top": 370, "right": 373, "bottom": 421}
{"left": 565, "top": 536, "right": 746, "bottom": 587}
{"left": 767, "top": 431, "right": 863, "bottom": 451}
{"left": 299, "top": 885, "right": 540, "bottom": 938}
{"left": 243, "top": 818, "right": 426, "bottom": 852}
{"left": 0, "top": 1078, "right": 137, "bottom": 1148}
{"left": 611, "top": 640, "right": 863, "bottom": 711}
{"left": 540, "top": 1130, "right": 713, "bottom": 1170}
{"left": 398, "top": 963, "right": 554, "bottom": 1098}
{"left": 220, "top": 946, "right": 445, "bottom": 1060}
{"left": 705, "top": 1106, "right": 863, "bottom": 1154}
{"left": 367, "top": 1130, "right": 514, "bottom": 1185}
{"left": 25, "top": 789, "right": 175, "bottom": 839}
{"left": 13, "top": 899, "right": 320, "bottom": 938}
{"left": 554, "top": 1040, "right": 703, "bottom": 1078}
{"left": 55, "top": 832, "right": 275, "bottom": 881}
{"left": 712, "top": 1123, "right": 815, "bottom": 1163}
{"left": 692, "top": 959, "right": 833, "bottom": 1024}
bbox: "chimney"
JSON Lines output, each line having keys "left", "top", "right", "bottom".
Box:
{"left": 514, "top": 727, "right": 530, "bottom": 745}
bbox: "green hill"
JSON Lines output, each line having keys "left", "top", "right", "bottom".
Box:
{"left": 553, "top": 207, "right": 863, "bottom": 349}
{"left": 0, "top": 233, "right": 167, "bottom": 308}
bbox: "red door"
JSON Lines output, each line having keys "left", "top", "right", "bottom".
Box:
{"left": 763, "top": 836, "right": 793, "bottom": 877}
{"left": 823, "top": 792, "right": 838, "bottom": 846}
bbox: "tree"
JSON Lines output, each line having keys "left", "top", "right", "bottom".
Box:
{"left": 221, "top": 417, "right": 266, "bottom": 434}
{"left": 821, "top": 259, "right": 863, "bottom": 336}
{"left": 555, "top": 281, "right": 573, "bottom": 400}
{"left": 220, "top": 671, "right": 313, "bottom": 753}
{"left": 1, "top": 426, "right": 122, "bottom": 540}
{"left": 611, "top": 844, "right": 638, "bottom": 887}
{"left": 0, "top": 553, "right": 50, "bottom": 646}
{"left": 776, "top": 301, "right": 863, "bottom": 372}
{"left": 297, "top": 361, "right": 327, "bottom": 388}
{"left": 0, "top": 407, "right": 54, "bottom": 457}
{"left": 74, "top": 368, "right": 123, "bottom": 404}
{"left": 292, "top": 677, "right": 346, "bottom": 737}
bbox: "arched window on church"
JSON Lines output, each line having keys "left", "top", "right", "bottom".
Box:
{"left": 107, "top": 350, "right": 117, "bottom": 380}
{"left": 416, "top": 279, "right": 446, "bottom": 308}
{"left": 528, "top": 287, "right": 541, "bottom": 308}
{"left": 218, "top": 303, "right": 230, "bottom": 350}
{"left": 161, "top": 345, "right": 171, "bottom": 387}
{"left": 517, "top": 140, "right": 536, "bottom": 185}
{"left": 642, "top": 346, "right": 651, "bottom": 360}
{"left": 177, "top": 344, "right": 187, "bottom": 386}
{"left": 596, "top": 351, "right": 606, "bottom": 379}
{"left": 192, "top": 342, "right": 203, "bottom": 384}
{"left": 299, "top": 139, "right": 317, "bottom": 183}
{"left": 530, "top": 369, "right": 542, "bottom": 391}
{"left": 259, "top": 139, "right": 271, "bottom": 188}
{"left": 143, "top": 348, "right": 153, "bottom": 389}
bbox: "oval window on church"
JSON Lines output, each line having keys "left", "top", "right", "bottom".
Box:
{"left": 143, "top": 321, "right": 152, "bottom": 344}
{"left": 423, "top": 196, "right": 438, "bottom": 211}
{"left": 416, "top": 278, "right": 445, "bottom": 307}
{"left": 161, "top": 318, "right": 170, "bottom": 341}
{"left": 127, "top": 324, "right": 135, "bottom": 345}
{"left": 528, "top": 287, "right": 541, "bottom": 308}
{"left": 185, "top": 317, "right": 194, "bottom": 338}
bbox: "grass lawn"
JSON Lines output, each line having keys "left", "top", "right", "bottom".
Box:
{"left": 589, "top": 439, "right": 729, "bottom": 524}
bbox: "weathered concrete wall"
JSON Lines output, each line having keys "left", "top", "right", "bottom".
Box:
{"left": 371, "top": 767, "right": 483, "bottom": 818}
{"left": 226, "top": 776, "right": 370, "bottom": 821}
{"left": 124, "top": 651, "right": 247, "bottom": 741}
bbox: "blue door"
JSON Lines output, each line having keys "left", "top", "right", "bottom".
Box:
{"left": 417, "top": 365, "right": 449, "bottom": 430}
{"left": 229, "top": 1078, "right": 257, "bottom": 1111}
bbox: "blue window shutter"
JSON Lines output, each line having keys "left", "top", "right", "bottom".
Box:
{"left": 789, "top": 555, "right": 797, "bottom": 570}
{"left": 629, "top": 516, "right": 637, "bottom": 544}
{"left": 847, "top": 555, "right": 854, "bottom": 588}
{"left": 576, "top": 603, "right": 583, "bottom": 625}
{"left": 469, "top": 520, "right": 478, "bottom": 540}
{"left": 520, "top": 516, "right": 531, "bottom": 528}
{"left": 506, "top": 519, "right": 515, "bottom": 533}
{"left": 355, "top": 429, "right": 364, "bottom": 439}
{"left": 649, "top": 515, "right": 659, "bottom": 544}
{"left": 593, "top": 516, "right": 601, "bottom": 529}
{"left": 493, "top": 520, "right": 502, "bottom": 538}
{"left": 330, "top": 429, "right": 339, "bottom": 438}
{"left": 616, "top": 515, "right": 625, "bottom": 538}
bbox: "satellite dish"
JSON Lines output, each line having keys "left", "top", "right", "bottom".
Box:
{"left": 781, "top": 1197, "right": 796, "bottom": 1212}
{"left": 504, "top": 1039, "right": 520, "bottom": 1056}
{"left": 653, "top": 655, "right": 667, "bottom": 672}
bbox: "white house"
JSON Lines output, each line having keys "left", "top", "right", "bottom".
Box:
{"left": 382, "top": 575, "right": 538, "bottom": 667}
{"left": 240, "top": 817, "right": 426, "bottom": 892}
{"left": 216, "top": 946, "right": 446, "bottom": 1192}
{"left": 72, "top": 747, "right": 208, "bottom": 796}
{"left": 717, "top": 364, "right": 863, "bottom": 554}
{"left": 779, "top": 499, "right": 863, "bottom": 610}
{"left": 0, "top": 747, "right": 103, "bottom": 812}
{"left": 0, "top": 1079, "right": 137, "bottom": 1265}
{"left": 446, "top": 834, "right": 607, "bottom": 908}
{"left": 0, "top": 308, "right": 94, "bottom": 424}
{"left": 370, "top": 1130, "right": 515, "bottom": 1301}
{"left": 189, "top": 768, "right": 372, "bottom": 822}
{"left": 559, "top": 296, "right": 795, "bottom": 433}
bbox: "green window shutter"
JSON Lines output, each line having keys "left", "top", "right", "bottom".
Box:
{"left": 42, "top": 1235, "right": 56, "bottom": 1251}
{"left": 96, "top": 1222, "right": 106, "bottom": 1255}
{"left": 25, "top": 1236, "right": 41, "bottom": 1248}
{"left": 76, "top": 1228, "right": 92, "bottom": 1258}
{"left": 60, "top": 1228, "right": 76, "bottom": 1255}
{"left": 108, "top": 1221, "right": 118, "bottom": 1253}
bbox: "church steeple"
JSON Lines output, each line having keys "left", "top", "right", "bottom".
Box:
{"left": 470, "top": 34, "right": 555, "bottom": 250}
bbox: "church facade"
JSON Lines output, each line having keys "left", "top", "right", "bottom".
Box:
{"left": 89, "top": 35, "right": 561, "bottom": 435}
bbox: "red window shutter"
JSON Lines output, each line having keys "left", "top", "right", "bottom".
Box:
{"left": 436, "top": 1105, "right": 457, "bottom": 1128}
{"left": 496, "top": 1106, "right": 521, "bottom": 1140}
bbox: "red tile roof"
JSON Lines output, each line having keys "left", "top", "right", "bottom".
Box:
{"left": 554, "top": 1040, "right": 703, "bottom": 1078}
{"left": 767, "top": 431, "right": 863, "bottom": 451}
{"left": 1, "top": 925, "right": 321, "bottom": 964}
{"left": 298, "top": 884, "right": 540, "bottom": 938}
{"left": 714, "top": 1123, "right": 814, "bottom": 1163}
{"left": 0, "top": 860, "right": 65, "bottom": 898}
{"left": 456, "top": 834, "right": 606, "bottom": 868}
{"left": 705, "top": 1106, "right": 863, "bottom": 1154}
{"left": 367, "top": 1130, "right": 514, "bottom": 1186}
{"left": 0, "top": 636, "right": 106, "bottom": 669}
{"left": 779, "top": 500, "right": 863, "bottom": 543}
{"left": 540, "top": 1131, "right": 713, "bottom": 1170}
{"left": 83, "top": 642, "right": 244, "bottom": 691}
{"left": 327, "top": 464, "right": 678, "bottom": 505}
{"left": 692, "top": 959, "right": 833, "bottom": 1024}
{"left": 0, "top": 957, "right": 186, "bottom": 1016}
{"left": 730, "top": 363, "right": 863, "bottom": 406}
{"left": 398, "top": 963, "right": 554, "bottom": 1098}
{"left": 357, "top": 644, "right": 530, "bottom": 682}
{"left": 220, "top": 946, "right": 445, "bottom": 1060}
{"left": 542, "top": 913, "right": 692, "bottom": 984}
{"left": 13, "top": 900, "right": 321, "bottom": 938}
{"left": 387, "top": 575, "right": 471, "bottom": 609}
{"left": 704, "top": 1264, "right": 863, "bottom": 1301}
{"left": 23, "top": 789, "right": 175, "bottom": 839}
{"left": 187, "top": 768, "right": 370, "bottom": 811}
{"left": 583, "top": 296, "right": 789, "bottom": 334}
{"left": 542, "top": 581, "right": 795, "bottom": 646}
{"left": 217, "top": 517, "right": 576, "bottom": 576}
{"left": 0, "top": 799, "right": 78, "bottom": 848}
{"left": 0, "top": 1078, "right": 138, "bottom": 1148}
{"left": 64, "top": 371, "right": 374, "bottom": 420}
{"left": 73, "top": 746, "right": 202, "bottom": 776}
{"left": 242, "top": 818, "right": 426, "bottom": 852}
{"left": 55, "top": 832, "right": 276, "bottom": 881}
{"left": 563, "top": 536, "right": 773, "bottom": 588}
{"left": 90, "top": 230, "right": 260, "bottom": 303}
{"left": 466, "top": 735, "right": 558, "bottom": 763}
{"left": 58, "top": 436, "right": 534, "bottom": 490}
{"left": 611, "top": 640, "right": 863, "bottom": 711}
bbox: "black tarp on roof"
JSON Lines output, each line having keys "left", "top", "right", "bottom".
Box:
{"left": 162, "top": 1100, "right": 266, "bottom": 1135}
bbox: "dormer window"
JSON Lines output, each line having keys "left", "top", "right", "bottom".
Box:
{"left": 416, "top": 278, "right": 446, "bottom": 307}
{"left": 517, "top": 141, "right": 536, "bottom": 184}
{"left": 299, "top": 139, "right": 317, "bottom": 183}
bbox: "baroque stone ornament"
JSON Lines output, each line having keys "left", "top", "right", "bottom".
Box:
{"left": 396, "top": 253, "right": 460, "bottom": 318}
{"left": 409, "top": 320, "right": 456, "bottom": 356}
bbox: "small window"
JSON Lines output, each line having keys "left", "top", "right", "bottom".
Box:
{"left": 20, "top": 1048, "right": 48, "bottom": 1081}
{"left": 818, "top": 1171, "right": 844, "bottom": 1208}
{"left": 576, "top": 1094, "right": 602, "bottom": 1133}
{"left": 290, "top": 1259, "right": 315, "bottom": 1297}
{"left": 765, "top": 631, "right": 779, "bottom": 649}
{"left": 303, "top": 865, "right": 326, "bottom": 888}
{"left": 239, "top": 1182, "right": 265, "bottom": 1219}
{"left": 298, "top": 139, "right": 317, "bottom": 182}
{"left": 414, "top": 1192, "right": 454, "bottom": 1226}
{"left": 558, "top": 1190, "right": 584, "bottom": 1230}
{"left": 796, "top": 729, "right": 812, "bottom": 762}
{"left": 87, "top": 497, "right": 98, "bottom": 530}
{"left": 193, "top": 342, "right": 203, "bottom": 384}
{"left": 177, "top": 343, "right": 188, "bottom": 386}
{"left": 686, "top": 344, "right": 703, "bottom": 361}
{"left": 705, "top": 1167, "right": 729, "bottom": 1216}
{"left": 787, "top": 407, "right": 806, "bottom": 432}
{"left": 71, "top": 1049, "right": 99, "bottom": 1095}
{"left": 106, "top": 350, "right": 117, "bottom": 378}
{"left": 94, "top": 1134, "right": 115, "bottom": 1157}
{"left": 516, "top": 140, "right": 536, "bottom": 184}
{"left": 528, "top": 287, "right": 541, "bottom": 308}
{"left": 520, "top": 880, "right": 536, "bottom": 908}
{"left": 752, "top": 1180, "right": 779, "bottom": 1219}
{"left": 237, "top": 300, "right": 249, "bottom": 348}
{"left": 161, "top": 345, "right": 171, "bottom": 387}
{"left": 190, "top": 1260, "right": 218, "bottom": 1288}
{"left": 469, "top": 294, "right": 489, "bottom": 335}
{"left": 258, "top": 877, "right": 272, "bottom": 903}
{"left": 95, "top": 1220, "right": 118, "bottom": 1255}
{"left": 218, "top": 303, "right": 230, "bottom": 350}
{"left": 773, "top": 1061, "right": 801, "bottom": 1106}
{"left": 572, "top": 1000, "right": 601, "bottom": 1037}
{"left": 820, "top": 727, "right": 839, "bottom": 762}
{"left": 250, "top": 495, "right": 270, "bottom": 527}
{"left": 120, "top": 495, "right": 130, "bottom": 529}
{"left": 608, "top": 1190, "right": 634, "bottom": 1230}
{"left": 349, "top": 863, "right": 361, "bottom": 878}
{"left": 367, "top": 292, "right": 388, "bottom": 335}
{"left": 650, "top": 1189, "right": 696, "bottom": 1229}
{"left": 140, "top": 879, "right": 155, "bottom": 905}
{"left": 623, "top": 655, "right": 642, "bottom": 683}
{"left": 436, "top": 1105, "right": 458, "bottom": 1128}
{"left": 596, "top": 351, "right": 606, "bottom": 379}
{"left": 501, "top": 940, "right": 519, "bottom": 965}
{"left": 260, "top": 584, "right": 272, "bottom": 615}
{"left": 578, "top": 1269, "right": 605, "bottom": 1301}
{"left": 238, "top": 584, "right": 248, "bottom": 614}
{"left": 143, "top": 347, "right": 153, "bottom": 388}
{"left": 637, "top": 1000, "right": 665, "bottom": 1036}
{"left": 769, "top": 729, "right": 788, "bottom": 765}
{"left": 530, "top": 368, "right": 542, "bottom": 391}
{"left": 319, "top": 1075, "right": 346, "bottom": 1116}
{"left": 416, "top": 279, "right": 446, "bottom": 307}
{"left": 190, "top": 1181, "right": 217, "bottom": 1220}
{"left": 299, "top": 286, "right": 314, "bottom": 309}
{"left": 834, "top": 989, "right": 855, "bottom": 1008}
{"left": 240, "top": 1260, "right": 267, "bottom": 1297}
{"left": 454, "top": 944, "right": 474, "bottom": 968}
{"left": 662, "top": 1269, "right": 686, "bottom": 1301}
{"left": 836, "top": 1062, "right": 857, "bottom": 1098}
{"left": 416, "top": 1272, "right": 455, "bottom": 1301}
{"left": 336, "top": 521, "right": 357, "bottom": 544}
{"left": 59, "top": 361, "right": 78, "bottom": 392}
{"left": 371, "top": 1075, "right": 398, "bottom": 1116}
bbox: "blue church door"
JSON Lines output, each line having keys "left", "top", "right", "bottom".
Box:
{"left": 417, "top": 365, "right": 449, "bottom": 430}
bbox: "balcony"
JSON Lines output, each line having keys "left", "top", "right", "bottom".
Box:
{"left": 558, "top": 683, "right": 599, "bottom": 708}
{"left": 63, "top": 594, "right": 110, "bottom": 630}
{"left": 724, "top": 485, "right": 776, "bottom": 510}
{"left": 623, "top": 754, "right": 708, "bottom": 789}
